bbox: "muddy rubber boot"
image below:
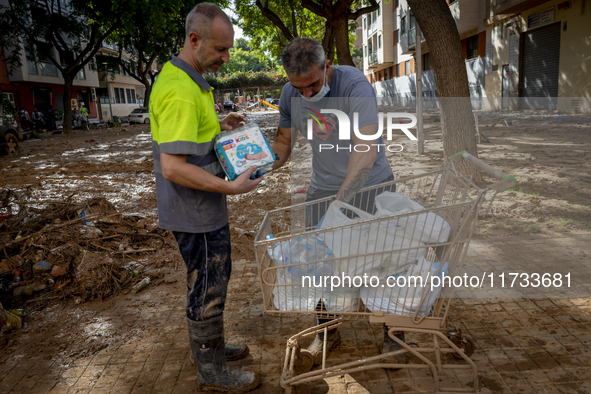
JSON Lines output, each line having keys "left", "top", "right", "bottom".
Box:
{"left": 190, "top": 341, "right": 249, "bottom": 364}
{"left": 188, "top": 316, "right": 260, "bottom": 393}
{"left": 306, "top": 329, "right": 341, "bottom": 365}
{"left": 382, "top": 326, "right": 407, "bottom": 368}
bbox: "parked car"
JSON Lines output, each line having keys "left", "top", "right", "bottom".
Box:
{"left": 128, "top": 108, "right": 150, "bottom": 124}
{"left": 223, "top": 100, "right": 237, "bottom": 111}
{"left": 0, "top": 99, "right": 22, "bottom": 155}
{"left": 214, "top": 103, "right": 220, "bottom": 113}
{"left": 270, "top": 99, "right": 280, "bottom": 106}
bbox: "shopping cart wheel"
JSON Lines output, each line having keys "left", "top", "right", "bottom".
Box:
{"left": 293, "top": 350, "right": 314, "bottom": 374}
{"left": 449, "top": 334, "right": 475, "bottom": 359}
{"left": 294, "top": 383, "right": 311, "bottom": 394}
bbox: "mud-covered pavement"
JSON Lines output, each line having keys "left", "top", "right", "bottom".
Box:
{"left": 1, "top": 110, "right": 591, "bottom": 393}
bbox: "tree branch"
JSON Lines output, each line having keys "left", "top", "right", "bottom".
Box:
{"left": 256, "top": 0, "right": 295, "bottom": 41}
{"left": 299, "top": 0, "right": 326, "bottom": 18}
{"left": 289, "top": 0, "right": 298, "bottom": 37}
{"left": 349, "top": 0, "right": 379, "bottom": 20}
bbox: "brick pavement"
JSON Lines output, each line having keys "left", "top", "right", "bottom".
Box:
{"left": 1, "top": 232, "right": 590, "bottom": 393}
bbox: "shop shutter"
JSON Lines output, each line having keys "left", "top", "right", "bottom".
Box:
{"left": 521, "top": 22, "right": 560, "bottom": 109}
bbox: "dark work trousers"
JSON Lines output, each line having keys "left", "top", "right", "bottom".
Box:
{"left": 304, "top": 175, "right": 396, "bottom": 323}
{"left": 304, "top": 174, "right": 396, "bottom": 229}
{"left": 173, "top": 224, "right": 232, "bottom": 322}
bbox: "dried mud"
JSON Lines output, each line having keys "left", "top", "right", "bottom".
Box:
{"left": 0, "top": 110, "right": 590, "bottom": 386}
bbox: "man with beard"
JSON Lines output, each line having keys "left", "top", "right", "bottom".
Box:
{"left": 271, "top": 38, "right": 405, "bottom": 368}
{"left": 149, "top": 3, "right": 261, "bottom": 392}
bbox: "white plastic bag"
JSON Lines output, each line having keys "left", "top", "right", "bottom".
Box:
{"left": 374, "top": 192, "right": 450, "bottom": 244}
{"left": 319, "top": 200, "right": 425, "bottom": 279}
{"left": 360, "top": 257, "right": 448, "bottom": 317}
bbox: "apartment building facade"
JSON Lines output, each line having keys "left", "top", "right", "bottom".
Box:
{"left": 0, "top": 41, "right": 100, "bottom": 118}
{"left": 94, "top": 44, "right": 149, "bottom": 120}
{"left": 363, "top": 0, "right": 589, "bottom": 113}
{"left": 362, "top": 0, "right": 487, "bottom": 107}
{"left": 0, "top": 40, "right": 149, "bottom": 122}
{"left": 484, "top": 0, "right": 590, "bottom": 112}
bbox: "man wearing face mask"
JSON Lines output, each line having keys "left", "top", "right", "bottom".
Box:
{"left": 149, "top": 3, "right": 261, "bottom": 392}
{"left": 271, "top": 37, "right": 404, "bottom": 368}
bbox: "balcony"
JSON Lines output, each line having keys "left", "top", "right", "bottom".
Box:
{"left": 366, "top": 20, "right": 377, "bottom": 37}
{"left": 406, "top": 28, "right": 425, "bottom": 54}
{"left": 368, "top": 51, "right": 379, "bottom": 68}
{"left": 450, "top": 0, "right": 482, "bottom": 36}
{"left": 489, "top": 0, "right": 550, "bottom": 16}
{"left": 38, "top": 62, "right": 59, "bottom": 77}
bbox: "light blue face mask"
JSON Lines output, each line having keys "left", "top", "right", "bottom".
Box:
{"left": 300, "top": 65, "right": 330, "bottom": 103}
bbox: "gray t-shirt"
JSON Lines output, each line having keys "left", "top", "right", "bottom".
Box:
{"left": 279, "top": 65, "right": 392, "bottom": 191}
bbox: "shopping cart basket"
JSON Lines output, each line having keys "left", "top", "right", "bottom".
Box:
{"left": 254, "top": 151, "right": 517, "bottom": 394}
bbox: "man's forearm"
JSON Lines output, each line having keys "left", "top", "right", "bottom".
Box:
{"left": 164, "top": 160, "right": 234, "bottom": 194}
{"left": 160, "top": 153, "right": 234, "bottom": 194}
{"left": 270, "top": 141, "right": 291, "bottom": 170}
{"left": 336, "top": 151, "right": 376, "bottom": 203}
{"left": 270, "top": 127, "right": 294, "bottom": 170}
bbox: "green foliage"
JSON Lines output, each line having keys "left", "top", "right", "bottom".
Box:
{"left": 0, "top": 0, "right": 125, "bottom": 76}
{"left": 218, "top": 38, "right": 272, "bottom": 73}
{"left": 205, "top": 70, "right": 288, "bottom": 89}
{"left": 233, "top": 0, "right": 325, "bottom": 62}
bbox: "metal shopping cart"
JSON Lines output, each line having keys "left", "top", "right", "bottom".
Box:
{"left": 254, "top": 151, "right": 517, "bottom": 394}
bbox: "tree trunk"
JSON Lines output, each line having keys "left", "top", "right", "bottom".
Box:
{"left": 142, "top": 74, "right": 151, "bottom": 109}
{"left": 333, "top": 17, "right": 354, "bottom": 66}
{"left": 407, "top": 0, "right": 481, "bottom": 182}
{"left": 62, "top": 75, "right": 74, "bottom": 134}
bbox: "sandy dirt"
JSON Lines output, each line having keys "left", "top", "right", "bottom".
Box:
{"left": 0, "top": 109, "right": 590, "bottom": 389}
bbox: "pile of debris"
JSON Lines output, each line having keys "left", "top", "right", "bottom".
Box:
{"left": 0, "top": 189, "right": 172, "bottom": 319}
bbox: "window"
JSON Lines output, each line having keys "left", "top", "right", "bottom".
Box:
{"left": 395, "top": 0, "right": 399, "bottom": 9}
{"left": 126, "top": 89, "right": 136, "bottom": 104}
{"left": 363, "top": 18, "right": 366, "bottom": 30}
{"left": 114, "top": 88, "right": 126, "bottom": 104}
{"left": 493, "top": 23, "right": 504, "bottom": 42}
{"left": 77, "top": 67, "right": 86, "bottom": 80}
{"left": 423, "top": 53, "right": 430, "bottom": 70}
{"left": 405, "top": 60, "right": 410, "bottom": 75}
{"left": 3, "top": 92, "right": 15, "bottom": 107}
{"left": 389, "top": 66, "right": 393, "bottom": 79}
{"left": 25, "top": 44, "right": 38, "bottom": 75}
{"left": 396, "top": 63, "right": 400, "bottom": 77}
{"left": 466, "top": 35, "right": 479, "bottom": 60}
{"left": 401, "top": 16, "right": 406, "bottom": 34}
{"left": 36, "top": 42, "right": 58, "bottom": 77}
{"left": 378, "top": 35, "right": 382, "bottom": 49}
{"left": 378, "top": 1, "right": 381, "bottom": 16}
{"left": 364, "top": 46, "right": 367, "bottom": 57}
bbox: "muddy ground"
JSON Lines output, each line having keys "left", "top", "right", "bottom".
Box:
{"left": 0, "top": 109, "right": 590, "bottom": 390}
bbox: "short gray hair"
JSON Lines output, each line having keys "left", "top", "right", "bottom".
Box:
{"left": 281, "top": 38, "right": 326, "bottom": 76}
{"left": 185, "top": 3, "right": 232, "bottom": 41}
